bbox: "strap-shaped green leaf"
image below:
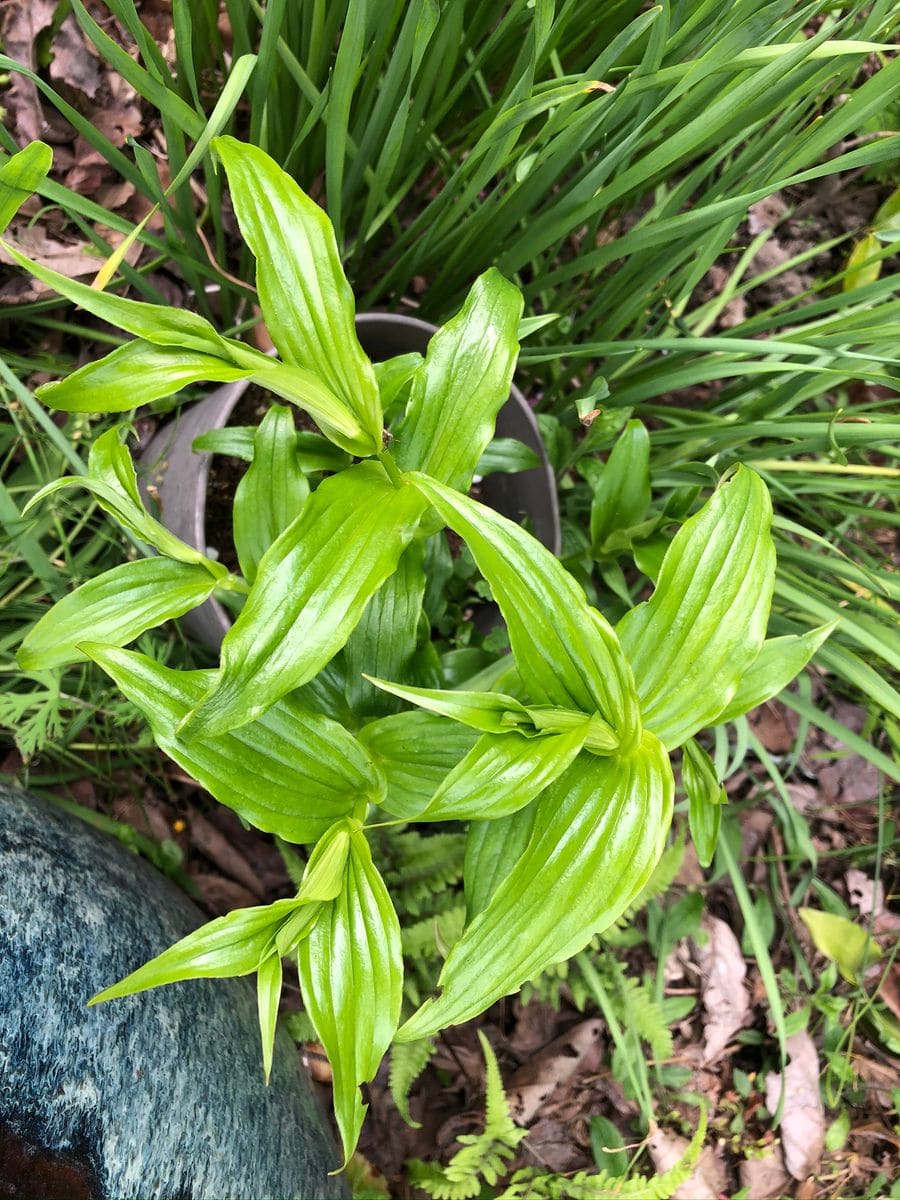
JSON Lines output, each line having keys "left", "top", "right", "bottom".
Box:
{"left": 182, "top": 462, "right": 427, "bottom": 735}
{"left": 36, "top": 340, "right": 252, "bottom": 412}
{"left": 358, "top": 710, "right": 479, "bottom": 819}
{"left": 397, "top": 733, "right": 674, "bottom": 1041}
{"left": 25, "top": 427, "right": 227, "bottom": 579}
{"left": 420, "top": 725, "right": 588, "bottom": 821}
{"left": 256, "top": 953, "right": 284, "bottom": 1085}
{"left": 90, "top": 896, "right": 307, "bottom": 1003}
{"left": 407, "top": 472, "right": 641, "bottom": 749}
{"left": 0, "top": 141, "right": 52, "bottom": 233}
{"left": 344, "top": 540, "right": 427, "bottom": 718}
{"left": 212, "top": 135, "right": 382, "bottom": 456}
{"left": 17, "top": 558, "right": 218, "bottom": 670}
{"left": 393, "top": 270, "right": 523, "bottom": 495}
{"left": 83, "top": 644, "right": 379, "bottom": 843}
{"left": 297, "top": 829, "right": 402, "bottom": 1165}
{"left": 682, "top": 738, "right": 725, "bottom": 869}
{"left": 364, "top": 677, "right": 532, "bottom": 734}
{"left": 464, "top": 803, "right": 539, "bottom": 922}
{"left": 233, "top": 404, "right": 310, "bottom": 584}
{"left": 713, "top": 621, "right": 838, "bottom": 724}
{"left": 590, "top": 418, "right": 650, "bottom": 553}
{"left": 617, "top": 466, "right": 776, "bottom": 750}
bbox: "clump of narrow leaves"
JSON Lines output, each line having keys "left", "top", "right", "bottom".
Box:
{"left": 9, "top": 139, "right": 832, "bottom": 1165}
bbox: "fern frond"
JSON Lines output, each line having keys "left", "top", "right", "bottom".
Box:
{"left": 389, "top": 1037, "right": 435, "bottom": 1127}
{"left": 401, "top": 905, "right": 466, "bottom": 963}
{"left": 374, "top": 829, "right": 467, "bottom": 918}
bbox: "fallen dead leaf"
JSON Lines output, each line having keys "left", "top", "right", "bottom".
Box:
{"left": 695, "top": 915, "right": 751, "bottom": 1064}
{"left": 49, "top": 14, "right": 103, "bottom": 99}
{"left": 764, "top": 1031, "right": 825, "bottom": 1181}
{"left": 188, "top": 811, "right": 265, "bottom": 899}
{"left": 0, "top": 0, "right": 58, "bottom": 142}
{"left": 845, "top": 869, "right": 884, "bottom": 918}
{"left": 506, "top": 1019, "right": 603, "bottom": 1125}
{"left": 646, "top": 1125, "right": 724, "bottom": 1200}
{"left": 738, "top": 1145, "right": 791, "bottom": 1200}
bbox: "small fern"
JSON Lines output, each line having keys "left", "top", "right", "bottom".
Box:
{"left": 602, "top": 958, "right": 673, "bottom": 1064}
{"left": 389, "top": 1037, "right": 435, "bottom": 1127}
{"left": 372, "top": 828, "right": 467, "bottom": 918}
{"left": 407, "top": 1031, "right": 527, "bottom": 1200}
{"left": 401, "top": 905, "right": 467, "bottom": 964}
{"left": 495, "top": 1106, "right": 708, "bottom": 1199}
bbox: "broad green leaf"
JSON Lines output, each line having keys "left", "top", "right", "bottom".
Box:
{"left": 464, "top": 802, "right": 539, "bottom": 921}
{"left": 393, "top": 270, "right": 522, "bottom": 496}
{"left": 182, "top": 462, "right": 427, "bottom": 735}
{"left": 364, "top": 677, "right": 532, "bottom": 734}
{"left": 297, "top": 821, "right": 353, "bottom": 905}
{"left": 17, "top": 558, "right": 218, "bottom": 670}
{"left": 476, "top": 437, "right": 541, "bottom": 478}
{"left": 257, "top": 953, "right": 283, "bottom": 1085}
{"left": 233, "top": 404, "right": 310, "bottom": 583}
{"left": 90, "top": 896, "right": 305, "bottom": 1003}
{"left": 344, "top": 540, "right": 426, "bottom": 718}
{"left": 0, "top": 141, "right": 52, "bottom": 234}
{"left": 714, "top": 622, "right": 838, "bottom": 724}
{"left": 420, "top": 725, "right": 588, "bottom": 821}
{"left": 83, "top": 644, "right": 379, "bottom": 842}
{"left": 398, "top": 733, "right": 674, "bottom": 1040}
{"left": 212, "top": 136, "right": 382, "bottom": 455}
{"left": 590, "top": 419, "right": 651, "bottom": 553}
{"left": 25, "top": 427, "right": 227, "bottom": 579}
{"left": 799, "top": 908, "right": 882, "bottom": 984}
{"left": 193, "top": 426, "right": 351, "bottom": 474}
{"left": 297, "top": 829, "right": 402, "bottom": 1165}
{"left": 358, "top": 710, "right": 479, "bottom": 819}
{"left": 682, "top": 739, "right": 725, "bottom": 869}
{"left": 617, "top": 467, "right": 775, "bottom": 750}
{"left": 375, "top": 352, "right": 422, "bottom": 419}
{"left": 36, "top": 339, "right": 251, "bottom": 413}
{"left": 246, "top": 357, "right": 366, "bottom": 450}
{"left": 843, "top": 233, "right": 881, "bottom": 291}
{"left": 407, "top": 472, "right": 641, "bottom": 749}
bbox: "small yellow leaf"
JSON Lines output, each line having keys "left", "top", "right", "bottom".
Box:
{"left": 798, "top": 907, "right": 881, "bottom": 983}
{"left": 843, "top": 233, "right": 881, "bottom": 292}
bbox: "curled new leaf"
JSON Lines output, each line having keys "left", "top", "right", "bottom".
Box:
{"left": 682, "top": 739, "right": 725, "bottom": 869}
{"left": 590, "top": 418, "right": 651, "bottom": 553}
{"left": 358, "top": 710, "right": 479, "bottom": 819}
{"left": 397, "top": 734, "right": 674, "bottom": 1041}
{"left": 617, "top": 466, "right": 776, "bottom": 750}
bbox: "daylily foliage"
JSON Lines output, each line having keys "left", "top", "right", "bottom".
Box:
{"left": 11, "top": 138, "right": 831, "bottom": 1165}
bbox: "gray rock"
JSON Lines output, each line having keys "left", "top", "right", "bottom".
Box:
{"left": 0, "top": 785, "right": 346, "bottom": 1199}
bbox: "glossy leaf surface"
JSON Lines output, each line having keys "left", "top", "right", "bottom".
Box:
{"left": 298, "top": 829, "right": 402, "bottom": 1164}
{"left": 364, "top": 677, "right": 531, "bottom": 734}
{"left": 714, "top": 622, "right": 837, "bottom": 723}
{"left": 394, "top": 270, "right": 523, "bottom": 494}
{"left": 407, "top": 472, "right": 641, "bottom": 748}
{"left": 590, "top": 418, "right": 651, "bottom": 552}
{"left": 398, "top": 734, "right": 674, "bottom": 1040}
{"left": 213, "top": 136, "right": 382, "bottom": 455}
{"left": 17, "top": 558, "right": 218, "bottom": 670}
{"left": 617, "top": 466, "right": 775, "bottom": 749}
{"left": 464, "top": 803, "right": 539, "bottom": 921}
{"left": 257, "top": 953, "right": 284, "bottom": 1085}
{"left": 184, "top": 462, "right": 427, "bottom": 735}
{"left": 0, "top": 141, "right": 52, "bottom": 233}
{"left": 682, "top": 738, "right": 725, "bottom": 869}
{"left": 233, "top": 404, "right": 310, "bottom": 583}
{"left": 358, "top": 710, "right": 479, "bottom": 819}
{"left": 84, "top": 644, "right": 379, "bottom": 842}
{"left": 420, "top": 724, "right": 588, "bottom": 821}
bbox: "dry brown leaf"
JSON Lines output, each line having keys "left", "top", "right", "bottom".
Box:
{"left": 738, "top": 1145, "right": 791, "bottom": 1199}
{"left": 49, "top": 14, "right": 103, "bottom": 99}
{"left": 764, "top": 1031, "right": 825, "bottom": 1181}
{"left": 854, "top": 1054, "right": 900, "bottom": 1109}
{"left": 0, "top": 0, "right": 58, "bottom": 142}
{"left": 506, "top": 1019, "right": 603, "bottom": 1125}
{"left": 695, "top": 915, "right": 751, "bottom": 1063}
{"left": 646, "top": 1126, "right": 724, "bottom": 1200}
{"left": 188, "top": 811, "right": 265, "bottom": 899}
{"left": 845, "top": 869, "right": 884, "bottom": 918}
{"left": 191, "top": 872, "right": 260, "bottom": 916}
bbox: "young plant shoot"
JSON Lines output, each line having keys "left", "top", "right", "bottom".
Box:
{"left": 10, "top": 139, "right": 832, "bottom": 1165}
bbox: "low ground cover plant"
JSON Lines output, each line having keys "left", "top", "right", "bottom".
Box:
{"left": 7, "top": 137, "right": 835, "bottom": 1164}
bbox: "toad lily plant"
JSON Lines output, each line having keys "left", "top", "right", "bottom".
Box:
{"left": 9, "top": 138, "right": 832, "bottom": 1165}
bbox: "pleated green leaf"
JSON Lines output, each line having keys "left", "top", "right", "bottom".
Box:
{"left": 407, "top": 472, "right": 641, "bottom": 749}
{"left": 25, "top": 427, "right": 227, "bottom": 579}
{"left": 83, "top": 644, "right": 379, "bottom": 843}
{"left": 590, "top": 419, "right": 651, "bottom": 553}
{"left": 233, "top": 404, "right": 310, "bottom": 583}
{"left": 257, "top": 953, "right": 284, "bottom": 1085}
{"left": 714, "top": 621, "right": 838, "bottom": 724}
{"left": 17, "top": 558, "right": 217, "bottom": 670}
{"left": 297, "top": 829, "right": 402, "bottom": 1165}
{"left": 363, "top": 676, "right": 532, "bottom": 734}
{"left": 358, "top": 710, "right": 479, "bottom": 819}
{"left": 682, "top": 739, "right": 725, "bottom": 869}
{"left": 213, "top": 135, "right": 382, "bottom": 455}
{"left": 90, "top": 896, "right": 306, "bottom": 1003}
{"left": 394, "top": 269, "right": 523, "bottom": 495}
{"left": 397, "top": 734, "right": 674, "bottom": 1041}
{"left": 0, "top": 141, "right": 52, "bottom": 233}
{"left": 617, "top": 466, "right": 776, "bottom": 750}
{"left": 183, "top": 462, "right": 427, "bottom": 735}
{"left": 464, "top": 803, "right": 539, "bottom": 922}
{"left": 36, "top": 339, "right": 252, "bottom": 412}
{"left": 420, "top": 724, "right": 588, "bottom": 822}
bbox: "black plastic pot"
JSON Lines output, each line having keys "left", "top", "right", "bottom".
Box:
{"left": 139, "top": 312, "right": 560, "bottom": 648}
